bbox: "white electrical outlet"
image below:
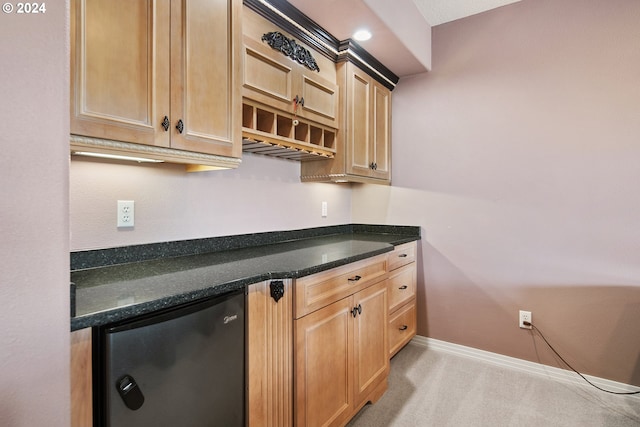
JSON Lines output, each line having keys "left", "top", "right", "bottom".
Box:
{"left": 117, "top": 200, "right": 135, "bottom": 228}
{"left": 321, "top": 201, "right": 328, "bottom": 218}
{"left": 519, "top": 310, "right": 532, "bottom": 329}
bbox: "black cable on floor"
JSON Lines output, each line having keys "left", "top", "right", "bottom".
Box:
{"left": 524, "top": 321, "right": 640, "bottom": 395}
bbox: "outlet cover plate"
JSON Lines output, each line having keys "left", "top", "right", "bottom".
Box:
{"left": 519, "top": 310, "right": 532, "bottom": 329}
{"left": 117, "top": 200, "right": 135, "bottom": 228}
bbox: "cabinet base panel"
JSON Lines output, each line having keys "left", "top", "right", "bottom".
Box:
{"left": 348, "top": 378, "right": 388, "bottom": 427}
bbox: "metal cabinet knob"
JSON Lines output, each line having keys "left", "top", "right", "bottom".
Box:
{"left": 351, "top": 304, "right": 362, "bottom": 317}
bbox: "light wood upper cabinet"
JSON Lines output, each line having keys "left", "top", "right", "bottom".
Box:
{"left": 169, "top": 0, "right": 242, "bottom": 157}
{"left": 70, "top": 0, "right": 170, "bottom": 147}
{"left": 243, "top": 37, "right": 338, "bottom": 129}
{"left": 70, "top": 0, "right": 242, "bottom": 165}
{"left": 301, "top": 61, "right": 392, "bottom": 184}
{"left": 240, "top": 7, "right": 339, "bottom": 160}
{"left": 343, "top": 62, "right": 391, "bottom": 181}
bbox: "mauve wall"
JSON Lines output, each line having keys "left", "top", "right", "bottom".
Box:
{"left": 70, "top": 154, "right": 351, "bottom": 250}
{"left": 352, "top": 0, "right": 640, "bottom": 385}
{"left": 0, "top": 2, "right": 70, "bottom": 426}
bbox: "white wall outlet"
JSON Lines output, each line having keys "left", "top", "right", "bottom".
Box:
{"left": 519, "top": 310, "right": 532, "bottom": 329}
{"left": 117, "top": 200, "right": 135, "bottom": 228}
{"left": 321, "top": 201, "right": 328, "bottom": 218}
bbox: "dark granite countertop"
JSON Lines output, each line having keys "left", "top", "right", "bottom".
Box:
{"left": 70, "top": 224, "right": 420, "bottom": 331}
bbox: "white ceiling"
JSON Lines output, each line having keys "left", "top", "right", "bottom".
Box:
{"left": 413, "top": 0, "right": 523, "bottom": 26}
{"left": 286, "top": 0, "right": 522, "bottom": 77}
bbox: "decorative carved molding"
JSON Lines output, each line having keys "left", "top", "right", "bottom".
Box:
{"left": 244, "top": 0, "right": 399, "bottom": 89}
{"left": 270, "top": 280, "right": 285, "bottom": 303}
{"left": 262, "top": 31, "right": 320, "bottom": 72}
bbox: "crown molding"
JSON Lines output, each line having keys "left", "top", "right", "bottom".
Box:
{"left": 243, "top": 0, "right": 399, "bottom": 90}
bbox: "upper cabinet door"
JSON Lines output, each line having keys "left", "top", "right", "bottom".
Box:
{"left": 298, "top": 73, "right": 338, "bottom": 128}
{"left": 344, "top": 63, "right": 391, "bottom": 181}
{"left": 70, "top": 0, "right": 171, "bottom": 147}
{"left": 345, "top": 63, "right": 372, "bottom": 177}
{"left": 170, "top": 0, "right": 242, "bottom": 158}
{"left": 242, "top": 36, "right": 295, "bottom": 113}
{"left": 370, "top": 81, "right": 391, "bottom": 181}
{"left": 241, "top": 8, "right": 339, "bottom": 131}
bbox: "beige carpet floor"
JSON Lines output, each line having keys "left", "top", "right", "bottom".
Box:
{"left": 347, "top": 343, "right": 640, "bottom": 427}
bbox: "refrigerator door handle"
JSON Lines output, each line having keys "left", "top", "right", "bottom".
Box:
{"left": 117, "top": 375, "right": 145, "bottom": 411}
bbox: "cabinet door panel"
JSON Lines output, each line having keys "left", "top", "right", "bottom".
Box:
{"left": 346, "top": 65, "right": 372, "bottom": 176}
{"left": 71, "top": 0, "right": 170, "bottom": 147}
{"left": 243, "top": 40, "right": 294, "bottom": 109}
{"left": 171, "top": 0, "right": 241, "bottom": 157}
{"left": 353, "top": 280, "right": 389, "bottom": 406}
{"left": 295, "top": 297, "right": 353, "bottom": 427}
{"left": 371, "top": 82, "right": 391, "bottom": 180}
{"left": 299, "top": 74, "right": 338, "bottom": 127}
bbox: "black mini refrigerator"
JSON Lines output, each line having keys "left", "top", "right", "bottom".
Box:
{"left": 96, "top": 289, "right": 245, "bottom": 427}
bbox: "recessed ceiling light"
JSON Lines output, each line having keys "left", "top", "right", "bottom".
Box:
{"left": 353, "top": 29, "right": 372, "bottom": 42}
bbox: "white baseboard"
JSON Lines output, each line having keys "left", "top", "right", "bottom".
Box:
{"left": 410, "top": 335, "right": 640, "bottom": 397}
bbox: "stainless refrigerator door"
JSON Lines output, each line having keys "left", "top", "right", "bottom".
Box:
{"left": 104, "top": 291, "right": 244, "bottom": 427}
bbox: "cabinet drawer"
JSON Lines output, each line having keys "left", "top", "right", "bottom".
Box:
{"left": 387, "top": 242, "right": 416, "bottom": 271}
{"left": 389, "top": 301, "right": 416, "bottom": 358}
{"left": 294, "top": 254, "right": 388, "bottom": 319}
{"left": 387, "top": 263, "right": 416, "bottom": 313}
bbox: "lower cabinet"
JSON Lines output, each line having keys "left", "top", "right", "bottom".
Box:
{"left": 71, "top": 328, "right": 92, "bottom": 427}
{"left": 72, "top": 245, "right": 417, "bottom": 427}
{"left": 351, "top": 281, "right": 389, "bottom": 408}
{"left": 389, "top": 299, "right": 417, "bottom": 357}
{"left": 294, "top": 264, "right": 389, "bottom": 427}
{"left": 247, "top": 280, "right": 294, "bottom": 427}
{"left": 387, "top": 242, "right": 418, "bottom": 357}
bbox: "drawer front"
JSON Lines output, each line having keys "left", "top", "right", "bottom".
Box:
{"left": 387, "top": 263, "right": 416, "bottom": 313}
{"left": 294, "top": 254, "right": 388, "bottom": 319}
{"left": 388, "top": 242, "right": 416, "bottom": 271}
{"left": 389, "top": 301, "right": 416, "bottom": 358}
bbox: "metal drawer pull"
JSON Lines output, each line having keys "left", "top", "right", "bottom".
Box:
{"left": 399, "top": 325, "right": 408, "bottom": 331}
{"left": 176, "top": 119, "right": 184, "bottom": 134}
{"left": 348, "top": 275, "right": 362, "bottom": 282}
{"left": 399, "top": 285, "right": 408, "bottom": 290}
{"left": 398, "top": 254, "right": 408, "bottom": 258}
